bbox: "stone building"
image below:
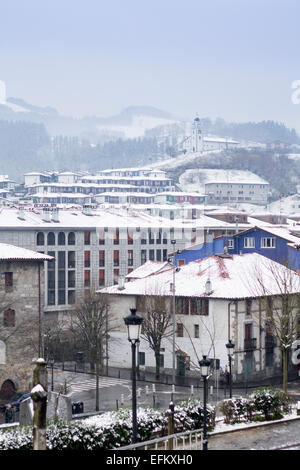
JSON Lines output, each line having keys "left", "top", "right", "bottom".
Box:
{"left": 0, "top": 244, "right": 52, "bottom": 398}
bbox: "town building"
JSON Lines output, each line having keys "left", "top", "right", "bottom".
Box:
{"left": 0, "top": 205, "right": 246, "bottom": 320}
{"left": 0, "top": 244, "right": 52, "bottom": 398}
{"left": 100, "top": 253, "right": 300, "bottom": 385}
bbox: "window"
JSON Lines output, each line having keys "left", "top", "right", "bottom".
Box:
{"left": 84, "top": 250, "right": 90, "bottom": 268}
{"left": 127, "top": 229, "right": 133, "bottom": 245}
{"left": 190, "top": 298, "right": 209, "bottom": 316}
{"left": 141, "top": 250, "right": 147, "bottom": 264}
{"left": 47, "top": 232, "right": 55, "bottom": 245}
{"left": 148, "top": 229, "right": 154, "bottom": 244}
{"left": 261, "top": 237, "right": 276, "bottom": 248}
{"left": 244, "top": 237, "right": 255, "bottom": 248}
{"left": 68, "top": 232, "right": 75, "bottom": 245}
{"left": 84, "top": 231, "right": 91, "bottom": 245}
{"left": 99, "top": 250, "right": 105, "bottom": 267}
{"left": 84, "top": 270, "right": 90, "bottom": 287}
{"left": 176, "top": 297, "right": 189, "bottom": 315}
{"left": 163, "top": 249, "right": 168, "bottom": 261}
{"left": 159, "top": 354, "right": 164, "bottom": 368}
{"left": 156, "top": 249, "right": 161, "bottom": 261}
{"left": 58, "top": 251, "right": 65, "bottom": 269}
{"left": 177, "top": 323, "right": 184, "bottom": 337}
{"left": 149, "top": 249, "right": 154, "bottom": 261}
{"left": 141, "top": 232, "right": 147, "bottom": 244}
{"left": 227, "top": 239, "right": 234, "bottom": 249}
{"left": 68, "top": 271, "right": 75, "bottom": 288}
{"left": 128, "top": 250, "right": 133, "bottom": 266}
{"left": 113, "top": 269, "right": 119, "bottom": 285}
{"left": 139, "top": 351, "right": 145, "bottom": 366}
{"left": 58, "top": 289, "right": 66, "bottom": 305}
{"left": 246, "top": 299, "right": 252, "bottom": 316}
{"left": 68, "top": 251, "right": 75, "bottom": 269}
{"left": 37, "top": 232, "right": 44, "bottom": 246}
{"left": 5, "top": 272, "right": 13, "bottom": 288}
{"left": 114, "top": 228, "right": 119, "bottom": 245}
{"left": 194, "top": 324, "right": 199, "bottom": 338}
{"left": 113, "top": 250, "right": 119, "bottom": 267}
{"left": 3, "top": 309, "right": 15, "bottom": 327}
{"left": 68, "top": 290, "right": 75, "bottom": 305}
{"left": 99, "top": 269, "right": 105, "bottom": 286}
{"left": 58, "top": 232, "right": 66, "bottom": 246}
{"left": 98, "top": 231, "right": 105, "bottom": 245}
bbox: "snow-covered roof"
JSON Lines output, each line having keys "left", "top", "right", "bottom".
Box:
{"left": 233, "top": 225, "right": 300, "bottom": 246}
{"left": 0, "top": 243, "right": 53, "bottom": 261}
{"left": 126, "top": 260, "right": 171, "bottom": 279}
{"left": 100, "top": 253, "right": 300, "bottom": 300}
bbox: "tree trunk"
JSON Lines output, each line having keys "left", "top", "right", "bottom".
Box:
{"left": 282, "top": 348, "right": 288, "bottom": 393}
{"left": 155, "top": 352, "right": 161, "bottom": 380}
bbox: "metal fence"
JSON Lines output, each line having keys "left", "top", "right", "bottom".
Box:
{"left": 113, "top": 428, "right": 204, "bottom": 451}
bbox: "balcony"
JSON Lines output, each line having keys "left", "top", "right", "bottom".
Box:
{"left": 244, "top": 338, "right": 257, "bottom": 351}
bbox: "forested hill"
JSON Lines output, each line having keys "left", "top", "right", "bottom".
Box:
{"left": 200, "top": 118, "right": 300, "bottom": 144}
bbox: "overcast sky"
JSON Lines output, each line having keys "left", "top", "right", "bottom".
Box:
{"left": 1, "top": 0, "right": 300, "bottom": 130}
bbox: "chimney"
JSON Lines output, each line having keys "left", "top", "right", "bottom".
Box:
{"left": 42, "top": 208, "right": 51, "bottom": 222}
{"left": 83, "top": 204, "right": 92, "bottom": 216}
{"left": 205, "top": 278, "right": 212, "bottom": 295}
{"left": 52, "top": 207, "right": 59, "bottom": 222}
{"left": 18, "top": 206, "right": 25, "bottom": 220}
{"left": 118, "top": 275, "right": 125, "bottom": 290}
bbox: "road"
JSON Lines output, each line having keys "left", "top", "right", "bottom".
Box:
{"left": 208, "top": 419, "right": 300, "bottom": 450}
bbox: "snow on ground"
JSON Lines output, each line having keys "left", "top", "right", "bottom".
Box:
{"left": 211, "top": 409, "right": 299, "bottom": 435}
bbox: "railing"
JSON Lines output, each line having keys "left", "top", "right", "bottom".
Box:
{"left": 113, "top": 428, "right": 203, "bottom": 451}
{"left": 244, "top": 338, "right": 257, "bottom": 351}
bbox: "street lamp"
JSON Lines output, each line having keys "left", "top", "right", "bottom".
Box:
{"left": 169, "top": 240, "right": 181, "bottom": 386}
{"left": 124, "top": 308, "right": 144, "bottom": 443}
{"left": 226, "top": 339, "right": 235, "bottom": 398}
{"left": 199, "top": 355, "right": 210, "bottom": 451}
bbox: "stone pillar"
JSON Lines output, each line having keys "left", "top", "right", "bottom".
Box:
{"left": 31, "top": 359, "right": 48, "bottom": 450}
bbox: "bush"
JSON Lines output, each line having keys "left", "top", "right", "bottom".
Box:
{"left": 0, "top": 400, "right": 214, "bottom": 450}
{"left": 249, "top": 387, "right": 292, "bottom": 420}
{"left": 219, "top": 387, "right": 293, "bottom": 424}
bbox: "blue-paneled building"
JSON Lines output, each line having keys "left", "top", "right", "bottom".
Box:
{"left": 174, "top": 226, "right": 300, "bottom": 271}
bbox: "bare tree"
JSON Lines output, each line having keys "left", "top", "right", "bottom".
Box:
{"left": 68, "top": 291, "right": 114, "bottom": 411}
{"left": 245, "top": 257, "right": 300, "bottom": 392}
{"left": 138, "top": 295, "right": 172, "bottom": 380}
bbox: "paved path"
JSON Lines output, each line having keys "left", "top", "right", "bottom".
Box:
{"left": 208, "top": 419, "right": 300, "bottom": 450}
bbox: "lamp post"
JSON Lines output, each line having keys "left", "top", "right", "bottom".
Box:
{"left": 199, "top": 355, "right": 210, "bottom": 451}
{"left": 50, "top": 358, "right": 55, "bottom": 392}
{"left": 169, "top": 240, "right": 182, "bottom": 386}
{"left": 226, "top": 339, "right": 235, "bottom": 398}
{"left": 124, "top": 308, "right": 144, "bottom": 443}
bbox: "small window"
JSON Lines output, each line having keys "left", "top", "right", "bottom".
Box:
{"left": 177, "top": 323, "right": 184, "bottom": 337}
{"left": 5, "top": 272, "right": 13, "bottom": 288}
{"left": 244, "top": 237, "right": 255, "bottom": 248}
{"left": 84, "top": 231, "right": 91, "bottom": 245}
{"left": 99, "top": 269, "right": 105, "bottom": 287}
{"left": 194, "top": 324, "right": 199, "bottom": 338}
{"left": 3, "top": 309, "right": 15, "bottom": 327}
{"left": 84, "top": 270, "right": 90, "bottom": 287}
{"left": 113, "top": 250, "right": 119, "bottom": 267}
{"left": 139, "top": 352, "right": 145, "bottom": 366}
{"left": 227, "top": 239, "right": 234, "bottom": 249}
{"left": 37, "top": 232, "right": 44, "bottom": 246}
{"left": 261, "top": 237, "right": 276, "bottom": 248}
{"left": 58, "top": 232, "right": 66, "bottom": 246}
{"left": 47, "top": 232, "right": 55, "bottom": 246}
{"left": 246, "top": 299, "right": 252, "bottom": 316}
{"left": 84, "top": 250, "right": 90, "bottom": 268}
{"left": 68, "top": 232, "right": 75, "bottom": 245}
